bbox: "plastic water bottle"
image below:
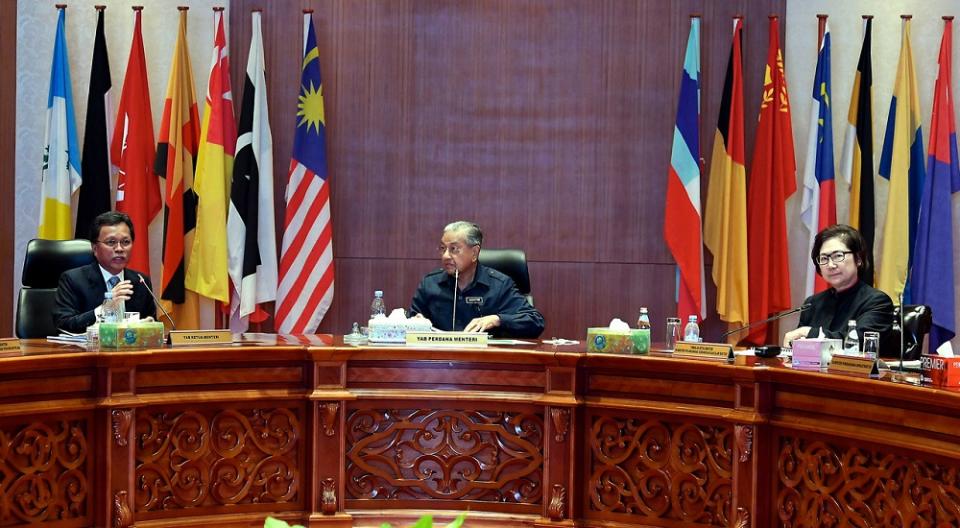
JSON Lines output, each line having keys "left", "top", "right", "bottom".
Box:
{"left": 635, "top": 307, "right": 651, "bottom": 354}
{"left": 683, "top": 315, "right": 700, "bottom": 342}
{"left": 637, "top": 307, "right": 651, "bottom": 330}
{"left": 370, "top": 290, "right": 386, "bottom": 319}
{"left": 115, "top": 295, "right": 126, "bottom": 322}
{"left": 102, "top": 292, "right": 120, "bottom": 323}
{"left": 843, "top": 320, "right": 859, "bottom": 356}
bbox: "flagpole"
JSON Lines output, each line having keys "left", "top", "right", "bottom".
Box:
{"left": 817, "top": 14, "right": 827, "bottom": 49}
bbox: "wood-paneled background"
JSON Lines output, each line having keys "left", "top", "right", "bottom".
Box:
{"left": 0, "top": 0, "right": 786, "bottom": 338}
{"left": 228, "top": 0, "right": 785, "bottom": 340}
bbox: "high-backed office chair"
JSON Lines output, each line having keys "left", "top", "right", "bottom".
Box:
{"left": 16, "top": 239, "right": 96, "bottom": 338}
{"left": 478, "top": 248, "right": 534, "bottom": 306}
{"left": 886, "top": 304, "right": 933, "bottom": 361}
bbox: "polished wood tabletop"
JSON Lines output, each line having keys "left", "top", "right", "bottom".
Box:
{"left": 0, "top": 336, "right": 957, "bottom": 527}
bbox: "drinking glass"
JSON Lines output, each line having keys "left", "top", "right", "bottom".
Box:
{"left": 862, "top": 331, "right": 880, "bottom": 360}
{"left": 665, "top": 317, "right": 681, "bottom": 351}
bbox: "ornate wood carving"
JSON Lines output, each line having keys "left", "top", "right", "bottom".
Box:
{"left": 547, "top": 484, "right": 566, "bottom": 520}
{"left": 777, "top": 435, "right": 960, "bottom": 527}
{"left": 320, "top": 402, "right": 339, "bottom": 437}
{"left": 733, "top": 506, "right": 750, "bottom": 528}
{"left": 112, "top": 409, "right": 133, "bottom": 447}
{"left": 550, "top": 408, "right": 570, "bottom": 443}
{"left": 113, "top": 491, "right": 132, "bottom": 528}
{"left": 321, "top": 477, "right": 337, "bottom": 514}
{"left": 0, "top": 418, "right": 89, "bottom": 524}
{"left": 587, "top": 414, "right": 732, "bottom": 526}
{"left": 135, "top": 407, "right": 301, "bottom": 512}
{"left": 735, "top": 424, "right": 753, "bottom": 463}
{"left": 345, "top": 408, "right": 544, "bottom": 504}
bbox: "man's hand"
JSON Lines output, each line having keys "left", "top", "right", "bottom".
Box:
{"left": 111, "top": 279, "right": 134, "bottom": 304}
{"left": 782, "top": 326, "right": 812, "bottom": 348}
{"left": 465, "top": 315, "right": 500, "bottom": 333}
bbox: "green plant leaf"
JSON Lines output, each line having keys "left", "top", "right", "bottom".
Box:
{"left": 264, "top": 518, "right": 291, "bottom": 528}
{"left": 379, "top": 524, "right": 392, "bottom": 528}
{"left": 410, "top": 514, "right": 434, "bottom": 528}
{"left": 445, "top": 513, "right": 467, "bottom": 528}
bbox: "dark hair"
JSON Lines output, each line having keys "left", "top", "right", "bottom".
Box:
{"left": 811, "top": 224, "right": 870, "bottom": 281}
{"left": 89, "top": 211, "right": 135, "bottom": 243}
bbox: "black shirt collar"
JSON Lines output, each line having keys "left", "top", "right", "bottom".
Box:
{"left": 828, "top": 279, "right": 865, "bottom": 299}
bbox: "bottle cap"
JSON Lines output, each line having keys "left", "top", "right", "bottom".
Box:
{"left": 375, "top": 290, "right": 383, "bottom": 296}
{"left": 688, "top": 315, "right": 697, "bottom": 321}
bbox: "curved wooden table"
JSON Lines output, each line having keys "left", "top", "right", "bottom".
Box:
{"left": 0, "top": 337, "right": 957, "bottom": 527}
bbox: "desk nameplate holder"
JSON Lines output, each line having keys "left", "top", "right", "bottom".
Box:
{"left": 169, "top": 330, "right": 233, "bottom": 346}
{"left": 0, "top": 339, "right": 19, "bottom": 351}
{"left": 828, "top": 354, "right": 879, "bottom": 376}
{"left": 672, "top": 342, "right": 734, "bottom": 361}
{"left": 406, "top": 332, "right": 488, "bottom": 348}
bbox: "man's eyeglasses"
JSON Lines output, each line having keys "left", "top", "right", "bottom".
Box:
{"left": 98, "top": 239, "right": 133, "bottom": 249}
{"left": 816, "top": 250, "right": 853, "bottom": 266}
{"left": 437, "top": 244, "right": 475, "bottom": 256}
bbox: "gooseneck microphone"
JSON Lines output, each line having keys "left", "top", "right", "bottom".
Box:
{"left": 138, "top": 273, "right": 177, "bottom": 331}
{"left": 452, "top": 268, "right": 459, "bottom": 331}
{"left": 898, "top": 290, "right": 905, "bottom": 373}
{"left": 720, "top": 303, "right": 811, "bottom": 340}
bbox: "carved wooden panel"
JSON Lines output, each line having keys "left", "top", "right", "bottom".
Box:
{"left": 0, "top": 418, "right": 89, "bottom": 525}
{"left": 587, "top": 414, "right": 733, "bottom": 526}
{"left": 345, "top": 408, "right": 544, "bottom": 504}
{"left": 777, "top": 435, "right": 960, "bottom": 527}
{"left": 134, "top": 406, "right": 301, "bottom": 513}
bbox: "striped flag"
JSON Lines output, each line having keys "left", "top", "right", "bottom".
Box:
{"left": 839, "top": 17, "right": 875, "bottom": 284}
{"left": 155, "top": 7, "right": 201, "bottom": 329}
{"left": 745, "top": 16, "right": 796, "bottom": 345}
{"left": 185, "top": 9, "right": 236, "bottom": 304}
{"left": 276, "top": 13, "right": 334, "bottom": 334}
{"left": 704, "top": 18, "right": 749, "bottom": 334}
{"left": 800, "top": 19, "right": 836, "bottom": 296}
{"left": 913, "top": 18, "right": 960, "bottom": 352}
{"left": 38, "top": 7, "right": 81, "bottom": 240}
{"left": 111, "top": 7, "right": 159, "bottom": 275}
{"left": 877, "top": 17, "right": 925, "bottom": 304}
{"left": 75, "top": 6, "right": 112, "bottom": 239}
{"left": 664, "top": 17, "right": 704, "bottom": 323}
{"left": 228, "top": 11, "right": 278, "bottom": 333}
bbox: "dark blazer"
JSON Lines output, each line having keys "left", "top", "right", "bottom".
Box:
{"left": 53, "top": 262, "right": 157, "bottom": 333}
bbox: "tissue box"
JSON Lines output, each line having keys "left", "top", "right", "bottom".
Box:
{"left": 368, "top": 316, "right": 432, "bottom": 344}
{"left": 922, "top": 354, "right": 960, "bottom": 387}
{"left": 99, "top": 321, "right": 165, "bottom": 349}
{"left": 791, "top": 338, "right": 841, "bottom": 367}
{"left": 587, "top": 328, "right": 649, "bottom": 355}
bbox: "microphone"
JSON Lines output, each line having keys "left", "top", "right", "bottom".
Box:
{"left": 138, "top": 273, "right": 177, "bottom": 331}
{"left": 720, "top": 303, "right": 811, "bottom": 340}
{"left": 452, "top": 268, "right": 459, "bottom": 331}
{"left": 898, "top": 290, "right": 905, "bottom": 373}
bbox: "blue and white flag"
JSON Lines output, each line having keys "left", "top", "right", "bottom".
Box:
{"left": 39, "top": 7, "right": 81, "bottom": 239}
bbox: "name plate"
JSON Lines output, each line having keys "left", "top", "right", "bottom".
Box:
{"left": 921, "top": 354, "right": 960, "bottom": 387}
{"left": 169, "top": 330, "right": 233, "bottom": 346}
{"left": 673, "top": 341, "right": 734, "bottom": 360}
{"left": 406, "top": 332, "right": 488, "bottom": 347}
{"left": 828, "top": 354, "right": 879, "bottom": 376}
{"left": 0, "top": 339, "right": 20, "bottom": 351}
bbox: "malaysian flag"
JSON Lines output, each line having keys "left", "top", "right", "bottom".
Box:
{"left": 276, "top": 12, "right": 334, "bottom": 334}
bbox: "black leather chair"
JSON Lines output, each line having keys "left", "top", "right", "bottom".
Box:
{"left": 478, "top": 248, "right": 534, "bottom": 306}
{"left": 886, "top": 304, "right": 933, "bottom": 361}
{"left": 16, "top": 239, "right": 96, "bottom": 338}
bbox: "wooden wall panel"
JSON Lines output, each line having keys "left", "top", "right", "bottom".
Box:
{"left": 229, "top": 0, "right": 786, "bottom": 339}
{"left": 0, "top": 1, "right": 14, "bottom": 337}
